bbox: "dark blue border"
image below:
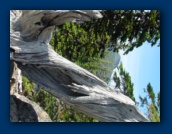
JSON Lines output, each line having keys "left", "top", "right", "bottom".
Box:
{"left": 1, "top": 0, "right": 170, "bottom": 134}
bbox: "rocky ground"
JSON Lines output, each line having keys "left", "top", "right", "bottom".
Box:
{"left": 10, "top": 93, "right": 52, "bottom": 122}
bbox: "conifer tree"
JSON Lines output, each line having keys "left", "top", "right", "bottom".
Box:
{"left": 139, "top": 83, "right": 160, "bottom": 122}
{"left": 112, "top": 62, "right": 135, "bottom": 102}
{"left": 85, "top": 10, "right": 160, "bottom": 55}
{"left": 52, "top": 10, "right": 160, "bottom": 57}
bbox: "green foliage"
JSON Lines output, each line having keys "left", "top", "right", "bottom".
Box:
{"left": 147, "top": 83, "right": 156, "bottom": 105}
{"left": 51, "top": 22, "right": 107, "bottom": 61}
{"left": 139, "top": 95, "right": 148, "bottom": 107}
{"left": 32, "top": 89, "right": 58, "bottom": 121}
{"left": 51, "top": 10, "right": 160, "bottom": 58}
{"left": 22, "top": 76, "right": 98, "bottom": 122}
{"left": 139, "top": 83, "right": 160, "bottom": 122}
{"left": 113, "top": 62, "right": 135, "bottom": 102}
{"left": 149, "top": 103, "right": 160, "bottom": 122}
{"left": 103, "top": 10, "right": 160, "bottom": 55}
{"left": 22, "top": 76, "right": 35, "bottom": 97}
{"left": 50, "top": 10, "right": 160, "bottom": 60}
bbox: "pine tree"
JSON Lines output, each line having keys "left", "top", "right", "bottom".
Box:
{"left": 112, "top": 62, "right": 135, "bottom": 102}
{"left": 54, "top": 10, "right": 160, "bottom": 57}
{"left": 90, "top": 10, "right": 160, "bottom": 55}
{"left": 139, "top": 83, "right": 160, "bottom": 122}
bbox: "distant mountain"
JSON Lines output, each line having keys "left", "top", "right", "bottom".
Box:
{"left": 93, "top": 50, "right": 121, "bottom": 83}
{"left": 103, "top": 51, "right": 121, "bottom": 78}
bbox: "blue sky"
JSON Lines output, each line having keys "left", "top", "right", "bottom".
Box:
{"left": 119, "top": 42, "right": 160, "bottom": 113}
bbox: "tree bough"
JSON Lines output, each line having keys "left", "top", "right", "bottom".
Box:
{"left": 10, "top": 10, "right": 148, "bottom": 122}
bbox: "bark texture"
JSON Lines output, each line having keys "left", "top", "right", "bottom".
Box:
{"left": 10, "top": 10, "right": 148, "bottom": 122}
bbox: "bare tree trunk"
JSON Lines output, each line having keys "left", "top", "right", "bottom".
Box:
{"left": 10, "top": 10, "right": 148, "bottom": 122}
